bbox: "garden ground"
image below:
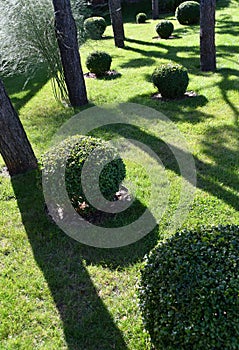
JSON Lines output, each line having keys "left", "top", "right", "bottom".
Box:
{"left": 0, "top": 0, "right": 239, "bottom": 348}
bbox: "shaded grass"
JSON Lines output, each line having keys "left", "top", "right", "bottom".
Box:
{"left": 1, "top": 0, "right": 239, "bottom": 348}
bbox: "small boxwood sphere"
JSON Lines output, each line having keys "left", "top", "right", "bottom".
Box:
{"left": 156, "top": 20, "right": 174, "bottom": 39}
{"left": 83, "top": 16, "right": 107, "bottom": 39}
{"left": 139, "top": 225, "right": 239, "bottom": 350}
{"left": 136, "top": 12, "right": 147, "bottom": 24}
{"left": 42, "top": 135, "right": 126, "bottom": 214}
{"left": 152, "top": 63, "right": 189, "bottom": 98}
{"left": 86, "top": 51, "right": 112, "bottom": 76}
{"left": 175, "top": 1, "right": 200, "bottom": 25}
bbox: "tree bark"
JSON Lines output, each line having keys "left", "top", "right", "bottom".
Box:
{"left": 52, "top": 0, "right": 88, "bottom": 106}
{"left": 200, "top": 0, "right": 216, "bottom": 72}
{"left": 108, "top": 0, "right": 125, "bottom": 48}
{"left": 0, "top": 80, "right": 38, "bottom": 176}
{"left": 152, "top": 0, "right": 159, "bottom": 20}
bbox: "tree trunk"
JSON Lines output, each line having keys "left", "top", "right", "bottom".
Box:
{"left": 108, "top": 0, "right": 125, "bottom": 48}
{"left": 52, "top": 0, "right": 88, "bottom": 106}
{"left": 200, "top": 0, "right": 216, "bottom": 72}
{"left": 152, "top": 0, "right": 159, "bottom": 20}
{"left": 0, "top": 80, "right": 38, "bottom": 176}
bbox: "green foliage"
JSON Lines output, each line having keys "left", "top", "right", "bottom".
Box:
{"left": 0, "top": 0, "right": 90, "bottom": 103}
{"left": 86, "top": 51, "right": 112, "bottom": 76}
{"left": 84, "top": 16, "right": 107, "bottom": 39}
{"left": 139, "top": 225, "right": 239, "bottom": 350}
{"left": 42, "top": 135, "right": 126, "bottom": 214}
{"left": 136, "top": 13, "right": 147, "bottom": 24}
{"left": 159, "top": 0, "right": 200, "bottom": 12}
{"left": 155, "top": 20, "right": 174, "bottom": 39}
{"left": 176, "top": 1, "right": 200, "bottom": 25}
{"left": 152, "top": 63, "right": 189, "bottom": 98}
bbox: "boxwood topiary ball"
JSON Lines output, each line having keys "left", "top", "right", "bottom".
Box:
{"left": 42, "top": 135, "right": 126, "bottom": 215}
{"left": 83, "top": 16, "right": 107, "bottom": 39}
{"left": 152, "top": 63, "right": 189, "bottom": 98}
{"left": 136, "top": 12, "right": 147, "bottom": 24}
{"left": 86, "top": 51, "right": 112, "bottom": 76}
{"left": 156, "top": 20, "right": 174, "bottom": 39}
{"left": 139, "top": 225, "right": 239, "bottom": 350}
{"left": 175, "top": 1, "right": 200, "bottom": 25}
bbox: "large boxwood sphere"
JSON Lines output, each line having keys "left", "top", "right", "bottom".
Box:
{"left": 174, "top": 0, "right": 200, "bottom": 10}
{"left": 175, "top": 1, "right": 200, "bottom": 25}
{"left": 42, "top": 135, "right": 126, "bottom": 214}
{"left": 156, "top": 20, "right": 174, "bottom": 39}
{"left": 152, "top": 63, "right": 189, "bottom": 98}
{"left": 83, "top": 16, "right": 106, "bottom": 39}
{"left": 139, "top": 225, "right": 239, "bottom": 350}
{"left": 86, "top": 51, "right": 112, "bottom": 76}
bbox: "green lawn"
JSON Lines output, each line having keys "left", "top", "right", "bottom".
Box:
{"left": 1, "top": 0, "right": 239, "bottom": 348}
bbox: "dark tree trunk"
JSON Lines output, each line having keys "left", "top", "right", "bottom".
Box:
{"left": 0, "top": 80, "right": 38, "bottom": 176}
{"left": 200, "top": 0, "right": 216, "bottom": 72}
{"left": 52, "top": 0, "right": 88, "bottom": 106}
{"left": 152, "top": 0, "right": 159, "bottom": 19}
{"left": 108, "top": 0, "right": 125, "bottom": 48}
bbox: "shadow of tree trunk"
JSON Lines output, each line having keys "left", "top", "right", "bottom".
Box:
{"left": 11, "top": 170, "right": 128, "bottom": 350}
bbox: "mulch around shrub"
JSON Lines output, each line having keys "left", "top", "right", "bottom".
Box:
{"left": 152, "top": 35, "right": 181, "bottom": 40}
{"left": 45, "top": 185, "right": 132, "bottom": 226}
{"left": 84, "top": 70, "right": 121, "bottom": 79}
{"left": 0, "top": 167, "right": 10, "bottom": 178}
{"left": 152, "top": 90, "right": 197, "bottom": 101}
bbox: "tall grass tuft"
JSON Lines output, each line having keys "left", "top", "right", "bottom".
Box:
{"left": 0, "top": 0, "right": 90, "bottom": 104}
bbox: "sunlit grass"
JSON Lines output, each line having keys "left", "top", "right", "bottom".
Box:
{"left": 1, "top": 0, "right": 239, "bottom": 348}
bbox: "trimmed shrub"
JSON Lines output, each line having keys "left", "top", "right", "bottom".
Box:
{"left": 175, "top": 0, "right": 200, "bottom": 10}
{"left": 176, "top": 1, "right": 200, "bottom": 25}
{"left": 42, "top": 135, "right": 126, "bottom": 214}
{"left": 136, "top": 12, "right": 147, "bottom": 24}
{"left": 152, "top": 63, "right": 189, "bottom": 98}
{"left": 156, "top": 20, "right": 174, "bottom": 39}
{"left": 139, "top": 225, "right": 239, "bottom": 350}
{"left": 157, "top": 0, "right": 200, "bottom": 12}
{"left": 83, "top": 16, "right": 106, "bottom": 39}
{"left": 86, "top": 51, "right": 112, "bottom": 76}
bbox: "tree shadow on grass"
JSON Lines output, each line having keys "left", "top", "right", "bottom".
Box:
{"left": 11, "top": 170, "right": 158, "bottom": 349}
{"left": 123, "top": 41, "right": 201, "bottom": 71}
{"left": 127, "top": 92, "right": 211, "bottom": 124}
{"left": 2, "top": 65, "right": 49, "bottom": 112}
{"left": 216, "top": 68, "right": 239, "bottom": 126}
{"left": 94, "top": 122, "right": 239, "bottom": 212}
{"left": 123, "top": 36, "right": 239, "bottom": 73}
{"left": 120, "top": 57, "right": 155, "bottom": 69}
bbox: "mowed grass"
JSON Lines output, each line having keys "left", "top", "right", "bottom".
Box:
{"left": 1, "top": 0, "right": 239, "bottom": 348}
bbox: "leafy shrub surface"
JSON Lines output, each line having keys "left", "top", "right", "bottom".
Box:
{"left": 84, "top": 16, "right": 106, "bottom": 39}
{"left": 156, "top": 20, "right": 174, "bottom": 39}
{"left": 160, "top": 0, "right": 200, "bottom": 11}
{"left": 152, "top": 63, "right": 189, "bottom": 98}
{"left": 139, "top": 225, "right": 239, "bottom": 350}
{"left": 136, "top": 12, "right": 147, "bottom": 23}
{"left": 42, "top": 135, "right": 126, "bottom": 214}
{"left": 86, "top": 51, "right": 112, "bottom": 76}
{"left": 176, "top": 1, "right": 200, "bottom": 25}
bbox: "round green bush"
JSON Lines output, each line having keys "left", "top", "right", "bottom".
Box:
{"left": 156, "top": 20, "right": 174, "bottom": 39}
{"left": 136, "top": 12, "right": 147, "bottom": 24}
{"left": 83, "top": 16, "right": 106, "bottom": 39}
{"left": 152, "top": 63, "right": 189, "bottom": 98}
{"left": 174, "top": 0, "right": 200, "bottom": 10}
{"left": 139, "top": 225, "right": 239, "bottom": 350}
{"left": 175, "top": 1, "right": 200, "bottom": 25}
{"left": 86, "top": 51, "right": 112, "bottom": 76}
{"left": 154, "top": 0, "right": 200, "bottom": 12}
{"left": 42, "top": 135, "right": 126, "bottom": 214}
